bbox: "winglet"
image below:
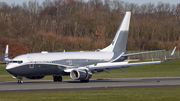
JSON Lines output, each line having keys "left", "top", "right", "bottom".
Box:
{"left": 162, "top": 46, "right": 176, "bottom": 62}
{"left": 168, "top": 46, "right": 176, "bottom": 60}
{"left": 4, "top": 45, "right": 12, "bottom": 62}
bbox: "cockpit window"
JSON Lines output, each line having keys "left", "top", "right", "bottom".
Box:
{"left": 18, "top": 61, "right": 23, "bottom": 63}
{"left": 10, "top": 61, "right": 23, "bottom": 63}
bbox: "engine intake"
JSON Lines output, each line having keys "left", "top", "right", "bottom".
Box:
{"left": 70, "top": 69, "right": 92, "bottom": 80}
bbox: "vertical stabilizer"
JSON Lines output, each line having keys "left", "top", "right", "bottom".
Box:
{"left": 101, "top": 11, "right": 131, "bottom": 52}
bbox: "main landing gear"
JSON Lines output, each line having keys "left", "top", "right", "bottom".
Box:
{"left": 80, "top": 79, "right": 89, "bottom": 83}
{"left": 53, "top": 76, "right": 62, "bottom": 82}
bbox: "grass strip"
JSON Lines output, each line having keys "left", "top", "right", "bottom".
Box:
{"left": 0, "top": 86, "right": 180, "bottom": 101}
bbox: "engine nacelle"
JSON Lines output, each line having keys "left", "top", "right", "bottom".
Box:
{"left": 70, "top": 69, "right": 92, "bottom": 80}
{"left": 25, "top": 76, "right": 45, "bottom": 79}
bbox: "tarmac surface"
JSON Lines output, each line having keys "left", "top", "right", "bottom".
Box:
{"left": 0, "top": 77, "right": 180, "bottom": 92}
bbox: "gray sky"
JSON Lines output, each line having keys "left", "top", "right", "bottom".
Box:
{"left": 0, "top": 0, "right": 179, "bottom": 5}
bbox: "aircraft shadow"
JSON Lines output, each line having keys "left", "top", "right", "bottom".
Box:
{"left": 65, "top": 79, "right": 152, "bottom": 83}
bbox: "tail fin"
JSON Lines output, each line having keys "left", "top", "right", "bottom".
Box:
{"left": 101, "top": 11, "right": 131, "bottom": 52}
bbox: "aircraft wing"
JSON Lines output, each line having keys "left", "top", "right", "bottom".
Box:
{"left": 88, "top": 47, "right": 176, "bottom": 72}
{"left": 64, "top": 61, "right": 162, "bottom": 73}
{"left": 88, "top": 61, "right": 161, "bottom": 70}
{"left": 122, "top": 50, "right": 165, "bottom": 57}
{"left": 64, "top": 47, "right": 176, "bottom": 73}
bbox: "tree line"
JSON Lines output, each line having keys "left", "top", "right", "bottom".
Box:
{"left": 0, "top": 0, "right": 180, "bottom": 56}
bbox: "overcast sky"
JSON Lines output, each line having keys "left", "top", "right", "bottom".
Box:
{"left": 0, "top": 0, "right": 179, "bottom": 5}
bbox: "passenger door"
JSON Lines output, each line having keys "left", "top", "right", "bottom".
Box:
{"left": 27, "top": 56, "right": 34, "bottom": 69}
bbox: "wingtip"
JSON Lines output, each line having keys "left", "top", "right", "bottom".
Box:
{"left": 126, "top": 11, "right": 131, "bottom": 13}
{"left": 173, "top": 46, "right": 176, "bottom": 50}
{"left": 5, "top": 45, "right": 8, "bottom": 53}
{"left": 167, "top": 46, "right": 177, "bottom": 61}
{"left": 171, "top": 46, "right": 176, "bottom": 55}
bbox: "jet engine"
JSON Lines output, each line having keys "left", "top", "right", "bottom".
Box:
{"left": 25, "top": 76, "right": 45, "bottom": 79}
{"left": 70, "top": 69, "right": 92, "bottom": 80}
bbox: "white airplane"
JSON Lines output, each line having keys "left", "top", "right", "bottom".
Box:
{"left": 4, "top": 11, "right": 176, "bottom": 84}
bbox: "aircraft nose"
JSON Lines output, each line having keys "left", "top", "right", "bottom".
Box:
{"left": 6, "top": 68, "right": 13, "bottom": 75}
{"left": 6, "top": 63, "right": 16, "bottom": 75}
{"left": 6, "top": 63, "right": 14, "bottom": 70}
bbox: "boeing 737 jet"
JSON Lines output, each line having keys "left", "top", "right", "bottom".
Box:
{"left": 4, "top": 11, "right": 176, "bottom": 83}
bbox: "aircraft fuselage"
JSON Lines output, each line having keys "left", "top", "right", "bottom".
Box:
{"left": 6, "top": 51, "right": 125, "bottom": 77}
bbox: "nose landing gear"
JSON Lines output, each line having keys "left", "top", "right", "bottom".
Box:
{"left": 12, "top": 75, "right": 24, "bottom": 84}
{"left": 13, "top": 76, "right": 23, "bottom": 84}
{"left": 18, "top": 79, "right": 23, "bottom": 84}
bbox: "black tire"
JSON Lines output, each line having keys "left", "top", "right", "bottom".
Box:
{"left": 53, "top": 76, "right": 62, "bottom": 82}
{"left": 53, "top": 76, "right": 58, "bottom": 82}
{"left": 80, "top": 79, "right": 89, "bottom": 83}
{"left": 18, "top": 80, "right": 23, "bottom": 84}
{"left": 57, "top": 76, "right": 62, "bottom": 82}
{"left": 20, "top": 80, "right": 23, "bottom": 84}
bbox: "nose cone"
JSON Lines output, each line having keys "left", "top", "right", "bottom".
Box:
{"left": 6, "top": 63, "right": 17, "bottom": 75}
{"left": 6, "top": 63, "right": 15, "bottom": 70}
{"left": 6, "top": 63, "right": 31, "bottom": 76}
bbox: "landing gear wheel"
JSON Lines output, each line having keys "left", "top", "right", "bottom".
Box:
{"left": 58, "top": 76, "right": 62, "bottom": 82}
{"left": 20, "top": 80, "right": 23, "bottom": 84}
{"left": 18, "top": 79, "right": 23, "bottom": 84}
{"left": 80, "top": 79, "right": 89, "bottom": 83}
{"left": 53, "top": 76, "right": 62, "bottom": 82}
